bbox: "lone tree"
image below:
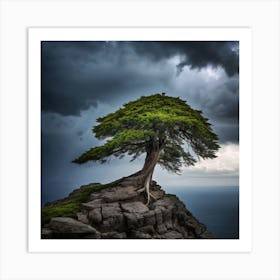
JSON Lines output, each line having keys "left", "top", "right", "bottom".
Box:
{"left": 73, "top": 93, "right": 220, "bottom": 204}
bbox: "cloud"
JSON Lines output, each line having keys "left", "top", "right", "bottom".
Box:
{"left": 152, "top": 142, "right": 239, "bottom": 189}
{"left": 41, "top": 41, "right": 239, "bottom": 116}
{"left": 189, "top": 143, "right": 239, "bottom": 173}
{"left": 129, "top": 41, "right": 239, "bottom": 76}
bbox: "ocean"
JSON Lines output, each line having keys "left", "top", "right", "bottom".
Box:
{"left": 162, "top": 186, "right": 239, "bottom": 239}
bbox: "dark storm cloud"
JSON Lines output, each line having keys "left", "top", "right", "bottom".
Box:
{"left": 200, "top": 76, "right": 239, "bottom": 121}
{"left": 129, "top": 41, "right": 239, "bottom": 77}
{"left": 42, "top": 41, "right": 170, "bottom": 115}
{"left": 41, "top": 42, "right": 100, "bottom": 115}
{"left": 212, "top": 123, "right": 239, "bottom": 143}
{"left": 41, "top": 41, "right": 239, "bottom": 116}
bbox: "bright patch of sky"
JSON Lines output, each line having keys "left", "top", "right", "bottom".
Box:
{"left": 153, "top": 142, "right": 239, "bottom": 188}
{"left": 190, "top": 143, "right": 239, "bottom": 174}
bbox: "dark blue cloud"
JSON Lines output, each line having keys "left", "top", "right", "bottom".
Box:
{"left": 41, "top": 41, "right": 239, "bottom": 117}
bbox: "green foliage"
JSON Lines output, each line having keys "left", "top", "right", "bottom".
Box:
{"left": 41, "top": 180, "right": 121, "bottom": 225}
{"left": 73, "top": 93, "right": 220, "bottom": 173}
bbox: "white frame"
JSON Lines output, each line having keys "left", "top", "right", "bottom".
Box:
{"left": 28, "top": 27, "right": 252, "bottom": 253}
{"left": 1, "top": 1, "right": 279, "bottom": 279}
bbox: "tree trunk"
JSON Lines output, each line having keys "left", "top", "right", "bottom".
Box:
{"left": 122, "top": 147, "right": 161, "bottom": 204}
{"left": 140, "top": 149, "right": 160, "bottom": 204}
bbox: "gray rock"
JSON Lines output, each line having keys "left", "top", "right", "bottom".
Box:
{"left": 101, "top": 202, "right": 121, "bottom": 219}
{"left": 154, "top": 208, "right": 163, "bottom": 225}
{"left": 161, "top": 208, "right": 173, "bottom": 229}
{"left": 121, "top": 201, "right": 149, "bottom": 214}
{"left": 185, "top": 219, "right": 198, "bottom": 229}
{"left": 138, "top": 225, "right": 156, "bottom": 235}
{"left": 200, "top": 231, "right": 215, "bottom": 239}
{"left": 143, "top": 210, "right": 156, "bottom": 226}
{"left": 48, "top": 217, "right": 99, "bottom": 237}
{"left": 83, "top": 233, "right": 101, "bottom": 239}
{"left": 89, "top": 192, "right": 102, "bottom": 200}
{"left": 161, "top": 231, "right": 183, "bottom": 239}
{"left": 182, "top": 231, "right": 189, "bottom": 238}
{"left": 102, "top": 186, "right": 138, "bottom": 202}
{"left": 41, "top": 228, "right": 53, "bottom": 239}
{"left": 101, "top": 231, "right": 127, "bottom": 239}
{"left": 124, "top": 212, "right": 144, "bottom": 229}
{"left": 119, "top": 181, "right": 134, "bottom": 187}
{"left": 76, "top": 212, "right": 89, "bottom": 224}
{"left": 177, "top": 211, "right": 189, "bottom": 225}
{"left": 195, "top": 224, "right": 206, "bottom": 235}
{"left": 124, "top": 213, "right": 137, "bottom": 229}
{"left": 82, "top": 199, "right": 103, "bottom": 210}
{"left": 130, "top": 230, "right": 152, "bottom": 239}
{"left": 149, "top": 189, "right": 165, "bottom": 200}
{"left": 156, "top": 224, "right": 167, "bottom": 234}
{"left": 102, "top": 214, "right": 125, "bottom": 231}
{"left": 88, "top": 208, "right": 102, "bottom": 224}
{"left": 164, "top": 220, "right": 173, "bottom": 230}
{"left": 172, "top": 219, "right": 183, "bottom": 231}
{"left": 154, "top": 196, "right": 175, "bottom": 208}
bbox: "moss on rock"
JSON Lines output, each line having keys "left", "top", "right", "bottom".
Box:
{"left": 41, "top": 179, "right": 122, "bottom": 225}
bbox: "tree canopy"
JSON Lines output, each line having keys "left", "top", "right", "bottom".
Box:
{"left": 73, "top": 93, "right": 220, "bottom": 203}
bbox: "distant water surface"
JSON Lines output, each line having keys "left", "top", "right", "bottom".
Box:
{"left": 162, "top": 186, "right": 239, "bottom": 239}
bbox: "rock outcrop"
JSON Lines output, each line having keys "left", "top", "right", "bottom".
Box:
{"left": 42, "top": 180, "right": 214, "bottom": 239}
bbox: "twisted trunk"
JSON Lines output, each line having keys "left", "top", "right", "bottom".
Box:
{"left": 123, "top": 142, "right": 163, "bottom": 204}
{"left": 140, "top": 149, "right": 160, "bottom": 204}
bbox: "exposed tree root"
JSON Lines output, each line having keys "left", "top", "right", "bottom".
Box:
{"left": 122, "top": 149, "right": 160, "bottom": 205}
{"left": 136, "top": 186, "right": 157, "bottom": 204}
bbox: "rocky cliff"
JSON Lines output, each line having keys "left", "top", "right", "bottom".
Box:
{"left": 42, "top": 179, "right": 214, "bottom": 239}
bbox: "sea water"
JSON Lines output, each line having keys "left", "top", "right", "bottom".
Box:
{"left": 162, "top": 186, "right": 239, "bottom": 239}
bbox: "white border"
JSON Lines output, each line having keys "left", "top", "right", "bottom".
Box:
{"left": 28, "top": 27, "right": 252, "bottom": 253}
{"left": 1, "top": 1, "right": 279, "bottom": 279}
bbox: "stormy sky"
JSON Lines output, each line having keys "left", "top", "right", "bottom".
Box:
{"left": 41, "top": 41, "right": 239, "bottom": 204}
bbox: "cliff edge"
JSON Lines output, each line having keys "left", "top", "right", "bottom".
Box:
{"left": 42, "top": 179, "right": 214, "bottom": 239}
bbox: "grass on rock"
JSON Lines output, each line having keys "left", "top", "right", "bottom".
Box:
{"left": 41, "top": 179, "right": 122, "bottom": 226}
